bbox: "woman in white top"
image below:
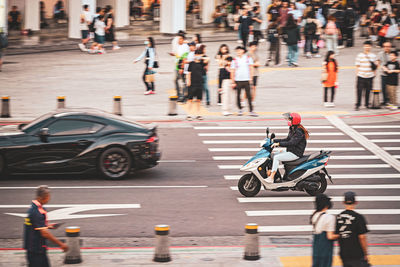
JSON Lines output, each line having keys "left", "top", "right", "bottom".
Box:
{"left": 134, "top": 37, "right": 157, "bottom": 95}
{"left": 310, "top": 194, "right": 337, "bottom": 267}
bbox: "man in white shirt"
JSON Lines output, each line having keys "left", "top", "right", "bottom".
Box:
{"left": 231, "top": 46, "right": 258, "bottom": 117}
{"left": 169, "top": 35, "right": 189, "bottom": 101}
{"left": 79, "top": 5, "right": 92, "bottom": 52}
{"left": 355, "top": 40, "right": 377, "bottom": 110}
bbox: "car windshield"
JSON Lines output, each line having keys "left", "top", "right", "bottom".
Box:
{"left": 21, "top": 112, "right": 53, "bottom": 132}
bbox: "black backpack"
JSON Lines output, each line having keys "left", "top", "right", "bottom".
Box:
{"left": 304, "top": 21, "right": 317, "bottom": 36}
{"left": 0, "top": 33, "right": 8, "bottom": 49}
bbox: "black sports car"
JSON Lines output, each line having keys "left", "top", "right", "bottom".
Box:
{"left": 0, "top": 108, "right": 160, "bottom": 179}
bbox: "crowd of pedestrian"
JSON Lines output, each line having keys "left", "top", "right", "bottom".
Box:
{"left": 311, "top": 192, "right": 370, "bottom": 267}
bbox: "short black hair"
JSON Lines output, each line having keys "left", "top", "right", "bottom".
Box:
{"left": 83, "top": 4, "right": 89, "bottom": 9}
{"left": 390, "top": 51, "right": 398, "bottom": 56}
{"left": 235, "top": 46, "right": 246, "bottom": 51}
{"left": 96, "top": 7, "right": 102, "bottom": 13}
{"left": 226, "top": 56, "right": 233, "bottom": 62}
{"left": 249, "top": 41, "right": 258, "bottom": 47}
{"left": 364, "top": 40, "right": 372, "bottom": 45}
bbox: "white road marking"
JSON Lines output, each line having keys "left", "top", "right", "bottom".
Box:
{"left": 204, "top": 140, "right": 355, "bottom": 144}
{"left": 371, "top": 139, "right": 400, "bottom": 143}
{"left": 326, "top": 116, "right": 400, "bottom": 173}
{"left": 238, "top": 196, "right": 400, "bottom": 203}
{"left": 246, "top": 209, "right": 400, "bottom": 216}
{"left": 158, "top": 160, "right": 197, "bottom": 163}
{"left": 352, "top": 125, "right": 400, "bottom": 129}
{"left": 225, "top": 173, "right": 400, "bottom": 180}
{"left": 0, "top": 186, "right": 209, "bottom": 190}
{"left": 258, "top": 225, "right": 400, "bottom": 232}
{"left": 194, "top": 126, "right": 334, "bottom": 130}
{"left": 383, "top": 147, "right": 400, "bottom": 151}
{"left": 230, "top": 184, "right": 400, "bottom": 190}
{"left": 199, "top": 132, "right": 344, "bottom": 137}
{"left": 219, "top": 164, "right": 390, "bottom": 169}
{"left": 361, "top": 132, "right": 400, "bottom": 135}
{"left": 2, "top": 204, "right": 141, "bottom": 220}
{"left": 209, "top": 147, "right": 365, "bottom": 152}
{"left": 214, "top": 155, "right": 393, "bottom": 160}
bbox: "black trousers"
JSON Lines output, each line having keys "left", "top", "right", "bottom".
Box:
{"left": 241, "top": 31, "right": 249, "bottom": 47}
{"left": 253, "top": 30, "right": 263, "bottom": 43}
{"left": 342, "top": 258, "right": 370, "bottom": 267}
{"left": 235, "top": 81, "right": 253, "bottom": 112}
{"left": 356, "top": 77, "right": 373, "bottom": 108}
{"left": 27, "top": 252, "right": 50, "bottom": 267}
{"left": 381, "top": 75, "right": 389, "bottom": 104}
{"left": 142, "top": 66, "right": 154, "bottom": 91}
{"left": 268, "top": 41, "right": 280, "bottom": 65}
{"left": 343, "top": 27, "right": 354, "bottom": 47}
{"left": 324, "top": 87, "right": 335, "bottom": 102}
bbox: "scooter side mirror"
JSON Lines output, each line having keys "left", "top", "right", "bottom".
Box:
{"left": 270, "top": 133, "right": 275, "bottom": 139}
{"left": 266, "top": 127, "right": 269, "bottom": 137}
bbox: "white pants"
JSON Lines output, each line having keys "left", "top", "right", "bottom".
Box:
{"left": 271, "top": 151, "right": 299, "bottom": 172}
{"left": 222, "top": 79, "right": 233, "bottom": 113}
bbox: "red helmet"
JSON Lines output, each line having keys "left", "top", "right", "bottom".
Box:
{"left": 283, "top": 112, "right": 301, "bottom": 126}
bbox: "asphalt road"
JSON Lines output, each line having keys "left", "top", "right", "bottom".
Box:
{"left": 0, "top": 116, "right": 400, "bottom": 243}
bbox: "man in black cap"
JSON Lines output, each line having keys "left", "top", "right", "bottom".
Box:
{"left": 335, "top": 191, "right": 370, "bottom": 267}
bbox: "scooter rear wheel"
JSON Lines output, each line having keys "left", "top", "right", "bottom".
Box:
{"left": 305, "top": 173, "right": 327, "bottom": 196}
{"left": 238, "top": 174, "right": 261, "bottom": 197}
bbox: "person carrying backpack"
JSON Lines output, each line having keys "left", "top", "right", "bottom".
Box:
{"left": 304, "top": 11, "right": 317, "bottom": 59}
{"left": 344, "top": 6, "right": 356, "bottom": 47}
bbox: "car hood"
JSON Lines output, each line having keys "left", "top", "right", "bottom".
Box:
{"left": 0, "top": 125, "right": 24, "bottom": 136}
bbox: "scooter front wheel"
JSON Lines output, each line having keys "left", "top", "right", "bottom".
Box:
{"left": 238, "top": 174, "right": 261, "bottom": 197}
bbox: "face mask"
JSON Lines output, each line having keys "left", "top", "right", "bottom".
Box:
{"left": 144, "top": 41, "right": 149, "bottom": 45}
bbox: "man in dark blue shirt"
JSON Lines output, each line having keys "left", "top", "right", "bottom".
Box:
{"left": 24, "top": 185, "right": 68, "bottom": 267}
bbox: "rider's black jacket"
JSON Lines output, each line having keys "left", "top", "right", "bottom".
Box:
{"left": 275, "top": 125, "right": 307, "bottom": 157}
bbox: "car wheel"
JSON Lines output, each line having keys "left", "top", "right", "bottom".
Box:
{"left": 99, "top": 147, "right": 132, "bottom": 180}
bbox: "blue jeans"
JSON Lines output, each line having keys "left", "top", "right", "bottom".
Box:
{"left": 203, "top": 75, "right": 210, "bottom": 103}
{"left": 288, "top": 45, "right": 298, "bottom": 65}
{"left": 271, "top": 151, "right": 299, "bottom": 172}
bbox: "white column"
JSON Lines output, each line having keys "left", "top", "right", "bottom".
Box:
{"left": 160, "top": 0, "right": 185, "bottom": 34}
{"left": 260, "top": 0, "right": 270, "bottom": 30}
{"left": 24, "top": 0, "right": 39, "bottom": 31}
{"left": 114, "top": 0, "right": 129, "bottom": 28}
{"left": 201, "top": 0, "right": 214, "bottom": 24}
{"left": 0, "top": 0, "right": 6, "bottom": 33}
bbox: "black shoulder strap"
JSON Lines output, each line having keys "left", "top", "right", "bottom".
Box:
{"left": 312, "top": 212, "right": 326, "bottom": 231}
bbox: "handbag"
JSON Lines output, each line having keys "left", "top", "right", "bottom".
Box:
{"left": 321, "top": 69, "right": 328, "bottom": 82}
{"left": 366, "top": 54, "right": 377, "bottom": 71}
{"left": 298, "top": 39, "right": 305, "bottom": 48}
{"left": 317, "top": 39, "right": 325, "bottom": 48}
{"left": 378, "top": 25, "right": 389, "bottom": 37}
{"left": 385, "top": 20, "right": 399, "bottom": 38}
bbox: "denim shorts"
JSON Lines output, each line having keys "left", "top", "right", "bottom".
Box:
{"left": 96, "top": 35, "right": 105, "bottom": 44}
{"left": 81, "top": 30, "right": 89, "bottom": 39}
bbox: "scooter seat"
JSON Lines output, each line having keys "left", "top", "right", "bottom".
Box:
{"left": 283, "top": 152, "right": 321, "bottom": 166}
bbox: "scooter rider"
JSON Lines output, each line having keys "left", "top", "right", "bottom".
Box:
{"left": 265, "top": 112, "right": 310, "bottom": 183}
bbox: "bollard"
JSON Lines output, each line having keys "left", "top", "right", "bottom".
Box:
{"left": 57, "top": 96, "right": 66, "bottom": 109}
{"left": 243, "top": 223, "right": 260, "bottom": 261}
{"left": 153, "top": 224, "right": 171, "bottom": 262}
{"left": 371, "top": 89, "right": 381, "bottom": 109}
{"left": 1, "top": 97, "right": 10, "bottom": 118}
{"left": 168, "top": 96, "right": 178, "bottom": 116}
{"left": 64, "top": 226, "right": 82, "bottom": 264}
{"left": 113, "top": 96, "right": 122, "bottom": 116}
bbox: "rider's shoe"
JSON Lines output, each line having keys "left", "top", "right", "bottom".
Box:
{"left": 265, "top": 176, "right": 274, "bottom": 183}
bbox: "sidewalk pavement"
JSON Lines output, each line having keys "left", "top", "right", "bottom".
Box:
{"left": 1, "top": 235, "right": 400, "bottom": 266}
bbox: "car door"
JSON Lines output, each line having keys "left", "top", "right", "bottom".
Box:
{"left": 24, "top": 119, "right": 104, "bottom": 173}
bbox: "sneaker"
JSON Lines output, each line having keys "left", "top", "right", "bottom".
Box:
{"left": 355, "top": 106, "right": 360, "bottom": 111}
{"left": 292, "top": 62, "right": 299, "bottom": 67}
{"left": 186, "top": 115, "right": 193, "bottom": 121}
{"left": 390, "top": 106, "right": 398, "bottom": 110}
{"left": 306, "top": 52, "right": 312, "bottom": 59}
{"left": 223, "top": 112, "right": 233, "bottom": 116}
{"left": 259, "top": 39, "right": 266, "bottom": 43}
{"left": 238, "top": 109, "right": 243, "bottom": 116}
{"left": 338, "top": 45, "right": 345, "bottom": 49}
{"left": 112, "top": 46, "right": 121, "bottom": 50}
{"left": 314, "top": 54, "right": 321, "bottom": 58}
{"left": 249, "top": 111, "right": 258, "bottom": 117}
{"left": 324, "top": 102, "right": 329, "bottom": 107}
{"left": 196, "top": 116, "right": 204, "bottom": 120}
{"left": 207, "top": 101, "right": 210, "bottom": 106}
{"left": 144, "top": 91, "right": 152, "bottom": 95}
{"left": 78, "top": 43, "right": 86, "bottom": 51}
{"left": 265, "top": 176, "right": 274, "bottom": 183}
{"left": 329, "top": 102, "right": 335, "bottom": 107}
{"left": 217, "top": 103, "right": 222, "bottom": 106}
{"left": 98, "top": 49, "right": 106, "bottom": 54}
{"left": 150, "top": 90, "right": 156, "bottom": 94}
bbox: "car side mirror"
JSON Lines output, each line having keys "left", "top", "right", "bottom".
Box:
{"left": 39, "top": 128, "right": 50, "bottom": 142}
{"left": 271, "top": 133, "right": 275, "bottom": 139}
{"left": 18, "top": 123, "right": 27, "bottom": 130}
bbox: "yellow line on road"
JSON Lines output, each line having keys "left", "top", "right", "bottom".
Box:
{"left": 280, "top": 255, "right": 400, "bottom": 267}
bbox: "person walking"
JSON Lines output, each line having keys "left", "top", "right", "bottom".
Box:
{"left": 231, "top": 46, "right": 257, "bottom": 116}
{"left": 248, "top": 41, "right": 260, "bottom": 103}
{"left": 186, "top": 51, "right": 205, "bottom": 121}
{"left": 355, "top": 41, "right": 377, "bottom": 110}
{"left": 322, "top": 51, "right": 338, "bottom": 107}
{"left": 221, "top": 56, "right": 234, "bottom": 116}
{"left": 283, "top": 14, "right": 301, "bottom": 67}
{"left": 197, "top": 45, "right": 211, "bottom": 107}
{"left": 336, "top": 192, "right": 370, "bottom": 267}
{"left": 382, "top": 51, "right": 400, "bottom": 110}
{"left": 104, "top": 5, "right": 120, "bottom": 50}
{"left": 169, "top": 35, "right": 189, "bottom": 102}
{"left": 310, "top": 194, "right": 337, "bottom": 267}
{"left": 134, "top": 37, "right": 157, "bottom": 95}
{"left": 266, "top": 20, "right": 280, "bottom": 66}
{"left": 78, "top": 5, "right": 92, "bottom": 52}
{"left": 251, "top": 6, "right": 264, "bottom": 43}
{"left": 304, "top": 11, "right": 318, "bottom": 59}
{"left": 216, "top": 44, "right": 231, "bottom": 106}
{"left": 325, "top": 15, "right": 339, "bottom": 55}
{"left": 238, "top": 9, "right": 253, "bottom": 47}
{"left": 377, "top": 42, "right": 392, "bottom": 106}
{"left": 24, "top": 185, "right": 68, "bottom": 267}
{"left": 343, "top": 5, "right": 356, "bottom": 47}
